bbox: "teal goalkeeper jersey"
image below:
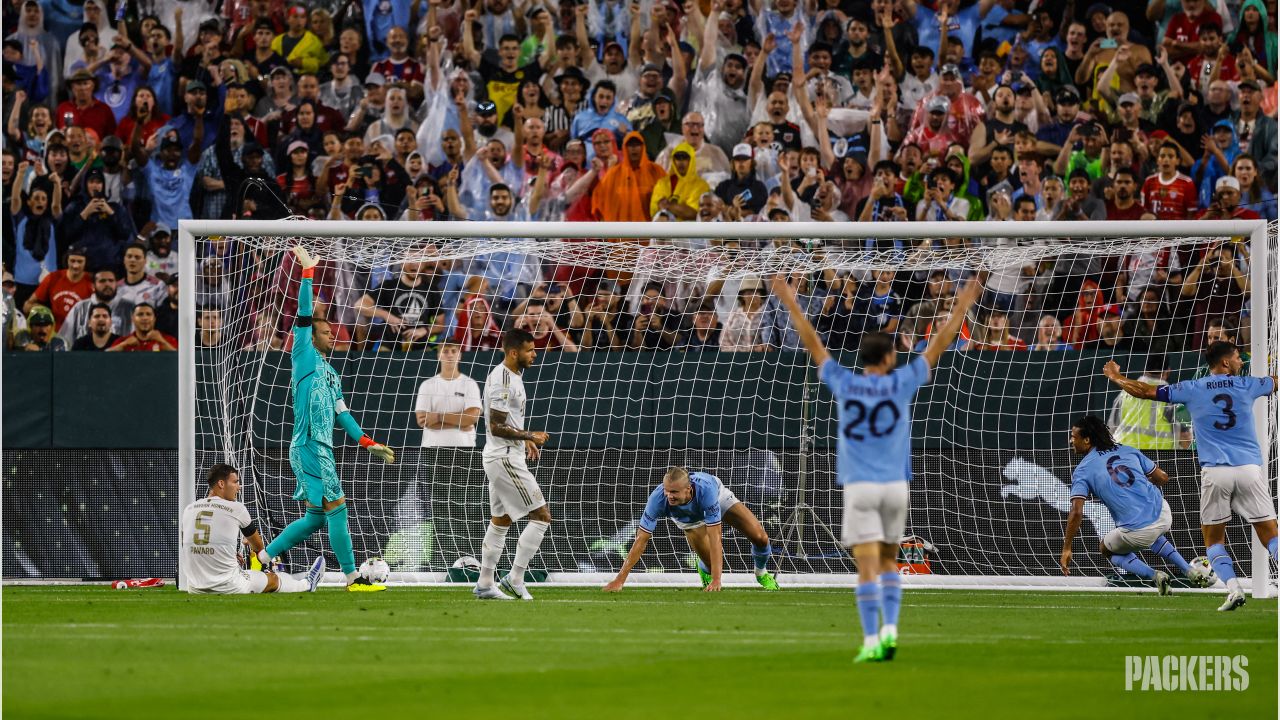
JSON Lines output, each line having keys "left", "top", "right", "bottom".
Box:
{"left": 291, "top": 275, "right": 364, "bottom": 449}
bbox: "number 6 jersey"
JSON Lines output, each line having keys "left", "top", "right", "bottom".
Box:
{"left": 820, "top": 355, "right": 930, "bottom": 485}
{"left": 1070, "top": 445, "right": 1162, "bottom": 531}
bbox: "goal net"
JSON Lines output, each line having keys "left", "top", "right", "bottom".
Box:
{"left": 178, "top": 219, "right": 1277, "bottom": 591}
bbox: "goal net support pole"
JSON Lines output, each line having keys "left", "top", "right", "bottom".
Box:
{"left": 177, "top": 219, "right": 1273, "bottom": 591}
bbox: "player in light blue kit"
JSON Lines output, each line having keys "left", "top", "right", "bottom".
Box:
{"left": 1060, "top": 415, "right": 1201, "bottom": 594}
{"left": 772, "top": 272, "right": 983, "bottom": 663}
{"left": 255, "top": 247, "right": 397, "bottom": 592}
{"left": 602, "top": 467, "right": 780, "bottom": 592}
{"left": 1105, "top": 341, "right": 1279, "bottom": 611}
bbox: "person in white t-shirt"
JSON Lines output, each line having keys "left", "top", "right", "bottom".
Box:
{"left": 181, "top": 464, "right": 325, "bottom": 595}
{"left": 413, "top": 342, "right": 483, "bottom": 447}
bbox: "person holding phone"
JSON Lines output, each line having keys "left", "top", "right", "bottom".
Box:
{"left": 713, "top": 144, "right": 768, "bottom": 220}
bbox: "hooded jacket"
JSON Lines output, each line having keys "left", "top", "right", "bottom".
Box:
{"left": 592, "top": 131, "right": 665, "bottom": 222}
{"left": 570, "top": 84, "right": 632, "bottom": 152}
{"left": 1192, "top": 120, "right": 1242, "bottom": 208}
{"left": 649, "top": 142, "right": 710, "bottom": 218}
{"left": 903, "top": 149, "right": 986, "bottom": 221}
{"left": 1230, "top": 0, "right": 1276, "bottom": 76}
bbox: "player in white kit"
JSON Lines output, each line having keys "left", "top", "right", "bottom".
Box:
{"left": 474, "top": 329, "right": 552, "bottom": 601}
{"left": 182, "top": 464, "right": 326, "bottom": 595}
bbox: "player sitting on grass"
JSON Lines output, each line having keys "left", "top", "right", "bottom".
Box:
{"left": 1105, "top": 345, "right": 1279, "bottom": 611}
{"left": 603, "top": 467, "right": 780, "bottom": 592}
{"left": 183, "top": 464, "right": 325, "bottom": 595}
{"left": 772, "top": 271, "right": 983, "bottom": 663}
{"left": 1060, "top": 415, "right": 1200, "bottom": 594}
{"left": 254, "top": 246, "right": 396, "bottom": 593}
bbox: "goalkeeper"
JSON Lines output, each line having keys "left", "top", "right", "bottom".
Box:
{"left": 254, "top": 246, "right": 396, "bottom": 592}
{"left": 603, "top": 467, "right": 780, "bottom": 592}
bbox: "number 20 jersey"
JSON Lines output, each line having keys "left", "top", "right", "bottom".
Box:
{"left": 820, "top": 355, "right": 930, "bottom": 485}
{"left": 1157, "top": 375, "right": 1275, "bottom": 467}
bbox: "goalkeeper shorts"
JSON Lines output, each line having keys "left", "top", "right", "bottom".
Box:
{"left": 290, "top": 443, "right": 344, "bottom": 505}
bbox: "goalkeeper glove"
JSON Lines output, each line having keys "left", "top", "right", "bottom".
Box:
{"left": 360, "top": 436, "right": 395, "bottom": 464}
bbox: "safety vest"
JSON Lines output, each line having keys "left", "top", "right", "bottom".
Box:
{"left": 1113, "top": 375, "right": 1178, "bottom": 449}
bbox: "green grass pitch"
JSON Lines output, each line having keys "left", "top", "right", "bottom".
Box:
{"left": 3, "top": 585, "right": 1275, "bottom": 719}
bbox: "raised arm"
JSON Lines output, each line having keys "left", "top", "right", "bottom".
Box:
{"left": 921, "top": 275, "right": 982, "bottom": 368}
{"left": 603, "top": 527, "right": 653, "bottom": 591}
{"left": 1102, "top": 360, "right": 1159, "bottom": 400}
{"left": 460, "top": 9, "right": 483, "bottom": 67}
{"left": 769, "top": 274, "right": 831, "bottom": 368}
{"left": 700, "top": 1, "right": 721, "bottom": 72}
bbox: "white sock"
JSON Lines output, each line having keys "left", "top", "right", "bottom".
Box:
{"left": 478, "top": 522, "right": 509, "bottom": 589}
{"left": 1227, "top": 577, "right": 1244, "bottom": 593}
{"left": 344, "top": 570, "right": 359, "bottom": 585}
{"left": 864, "top": 634, "right": 880, "bottom": 648}
{"left": 274, "top": 572, "right": 309, "bottom": 593}
{"left": 257, "top": 549, "right": 272, "bottom": 567}
{"left": 880, "top": 623, "right": 898, "bottom": 639}
{"left": 509, "top": 520, "right": 550, "bottom": 586}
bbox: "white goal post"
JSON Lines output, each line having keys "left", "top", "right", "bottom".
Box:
{"left": 177, "top": 219, "right": 1276, "bottom": 592}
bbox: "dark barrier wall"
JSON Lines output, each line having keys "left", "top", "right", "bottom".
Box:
{"left": 3, "top": 349, "right": 1204, "bottom": 450}
{"left": 1, "top": 447, "right": 1256, "bottom": 580}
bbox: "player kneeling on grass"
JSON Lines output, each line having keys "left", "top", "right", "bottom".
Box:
{"left": 1060, "top": 416, "right": 1200, "bottom": 594}
{"left": 182, "top": 464, "right": 325, "bottom": 595}
{"left": 604, "top": 467, "right": 779, "bottom": 592}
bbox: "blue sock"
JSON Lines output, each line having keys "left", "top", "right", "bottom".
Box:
{"left": 1150, "top": 535, "right": 1191, "bottom": 575}
{"left": 1109, "top": 552, "right": 1156, "bottom": 580}
{"left": 1207, "top": 543, "right": 1237, "bottom": 586}
{"left": 855, "top": 582, "right": 881, "bottom": 644}
{"left": 326, "top": 503, "right": 356, "bottom": 575}
{"left": 265, "top": 507, "right": 326, "bottom": 557}
{"left": 751, "top": 543, "right": 772, "bottom": 574}
{"left": 1268, "top": 537, "right": 1278, "bottom": 562}
{"left": 879, "top": 572, "right": 902, "bottom": 629}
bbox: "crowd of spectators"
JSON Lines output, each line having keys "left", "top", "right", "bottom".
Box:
{"left": 2, "top": 0, "right": 1274, "bottom": 354}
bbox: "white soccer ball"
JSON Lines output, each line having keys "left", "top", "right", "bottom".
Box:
{"left": 1187, "top": 556, "right": 1217, "bottom": 588}
{"left": 452, "top": 555, "right": 481, "bottom": 572}
{"left": 359, "top": 557, "right": 390, "bottom": 584}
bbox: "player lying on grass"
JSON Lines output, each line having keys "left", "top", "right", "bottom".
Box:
{"left": 254, "top": 246, "right": 396, "bottom": 593}
{"left": 183, "top": 464, "right": 325, "bottom": 595}
{"left": 1105, "top": 344, "right": 1279, "bottom": 611}
{"left": 1061, "top": 415, "right": 1202, "bottom": 594}
{"left": 603, "top": 467, "right": 780, "bottom": 592}
{"left": 772, "top": 271, "right": 983, "bottom": 663}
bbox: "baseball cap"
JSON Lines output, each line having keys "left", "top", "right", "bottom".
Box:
{"left": 101, "top": 135, "right": 124, "bottom": 150}
{"left": 1085, "top": 2, "right": 1111, "bottom": 17}
{"left": 555, "top": 66, "right": 587, "bottom": 85}
{"left": 653, "top": 88, "right": 676, "bottom": 106}
{"left": 732, "top": 143, "right": 754, "bottom": 159}
{"left": 160, "top": 135, "right": 182, "bottom": 149}
{"left": 927, "top": 95, "right": 951, "bottom": 113}
{"left": 939, "top": 63, "right": 961, "bottom": 78}
{"left": 476, "top": 100, "right": 497, "bottom": 115}
{"left": 1215, "top": 176, "right": 1240, "bottom": 192}
{"left": 1135, "top": 63, "right": 1159, "bottom": 77}
{"left": 288, "top": 140, "right": 310, "bottom": 155}
{"left": 27, "top": 305, "right": 55, "bottom": 327}
{"left": 640, "top": 63, "right": 663, "bottom": 76}
{"left": 1117, "top": 92, "right": 1139, "bottom": 106}
{"left": 150, "top": 223, "right": 172, "bottom": 238}
{"left": 67, "top": 244, "right": 88, "bottom": 258}
{"left": 242, "top": 142, "right": 265, "bottom": 157}
{"left": 724, "top": 52, "right": 748, "bottom": 68}
{"left": 1238, "top": 79, "right": 1261, "bottom": 91}
{"left": 1055, "top": 86, "right": 1081, "bottom": 104}
{"left": 185, "top": 79, "right": 207, "bottom": 92}
{"left": 363, "top": 72, "right": 386, "bottom": 87}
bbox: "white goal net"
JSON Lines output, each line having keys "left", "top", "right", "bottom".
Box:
{"left": 178, "top": 219, "right": 1277, "bottom": 591}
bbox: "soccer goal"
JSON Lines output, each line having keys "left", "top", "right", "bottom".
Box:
{"left": 177, "top": 219, "right": 1276, "bottom": 593}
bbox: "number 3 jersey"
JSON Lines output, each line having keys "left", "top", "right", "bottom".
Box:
{"left": 1070, "top": 445, "right": 1162, "bottom": 530}
{"left": 181, "top": 497, "right": 256, "bottom": 588}
{"left": 820, "top": 355, "right": 930, "bottom": 485}
{"left": 1157, "top": 375, "right": 1275, "bottom": 467}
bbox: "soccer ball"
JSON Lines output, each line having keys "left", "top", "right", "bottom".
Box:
{"left": 359, "top": 557, "right": 390, "bottom": 584}
{"left": 452, "top": 555, "right": 481, "bottom": 572}
{"left": 1187, "top": 556, "right": 1217, "bottom": 588}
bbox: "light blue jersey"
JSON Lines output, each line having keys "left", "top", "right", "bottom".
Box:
{"left": 1156, "top": 375, "right": 1275, "bottom": 467}
{"left": 1070, "top": 445, "right": 1162, "bottom": 530}
{"left": 639, "top": 472, "right": 723, "bottom": 533}
{"left": 820, "top": 356, "right": 930, "bottom": 485}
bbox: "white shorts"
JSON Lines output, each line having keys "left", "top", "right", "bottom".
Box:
{"left": 188, "top": 569, "right": 270, "bottom": 595}
{"left": 483, "top": 451, "right": 546, "bottom": 521}
{"left": 841, "top": 481, "right": 910, "bottom": 546}
{"left": 1104, "top": 500, "right": 1173, "bottom": 554}
{"left": 673, "top": 482, "right": 742, "bottom": 531}
{"left": 1201, "top": 465, "right": 1276, "bottom": 525}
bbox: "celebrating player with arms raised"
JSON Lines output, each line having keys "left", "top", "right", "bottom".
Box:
{"left": 254, "top": 246, "right": 396, "bottom": 593}
{"left": 184, "top": 464, "right": 325, "bottom": 595}
{"left": 602, "top": 467, "right": 780, "bottom": 593}
{"left": 1105, "top": 342, "right": 1279, "bottom": 611}
{"left": 772, "top": 271, "right": 982, "bottom": 663}
{"left": 474, "top": 328, "right": 553, "bottom": 601}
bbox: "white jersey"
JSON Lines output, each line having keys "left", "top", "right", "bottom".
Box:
{"left": 180, "top": 496, "right": 254, "bottom": 591}
{"left": 415, "top": 373, "right": 483, "bottom": 447}
{"left": 483, "top": 362, "right": 527, "bottom": 458}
